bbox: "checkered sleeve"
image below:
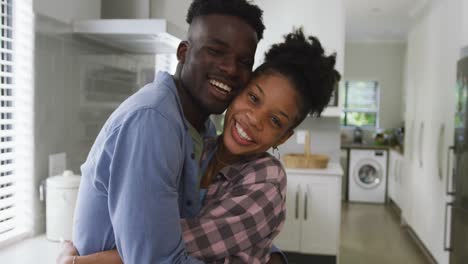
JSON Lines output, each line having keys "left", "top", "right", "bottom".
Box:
{"left": 181, "top": 177, "right": 285, "bottom": 263}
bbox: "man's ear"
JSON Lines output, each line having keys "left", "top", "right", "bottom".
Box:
{"left": 177, "top": 41, "right": 190, "bottom": 64}
{"left": 276, "top": 130, "right": 294, "bottom": 147}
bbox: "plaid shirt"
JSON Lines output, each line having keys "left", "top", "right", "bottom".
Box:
{"left": 181, "top": 140, "right": 287, "bottom": 264}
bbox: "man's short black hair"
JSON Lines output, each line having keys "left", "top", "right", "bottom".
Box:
{"left": 186, "top": 0, "right": 265, "bottom": 40}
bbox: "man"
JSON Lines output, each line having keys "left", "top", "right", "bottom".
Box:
{"left": 72, "top": 0, "right": 284, "bottom": 263}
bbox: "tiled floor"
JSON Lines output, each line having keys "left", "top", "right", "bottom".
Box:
{"left": 339, "top": 202, "right": 429, "bottom": 264}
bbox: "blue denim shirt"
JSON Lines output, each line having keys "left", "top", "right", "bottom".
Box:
{"left": 73, "top": 71, "right": 214, "bottom": 264}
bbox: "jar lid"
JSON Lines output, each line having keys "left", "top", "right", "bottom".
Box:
{"left": 47, "top": 170, "right": 81, "bottom": 188}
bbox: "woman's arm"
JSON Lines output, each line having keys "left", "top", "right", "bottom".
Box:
{"left": 57, "top": 241, "right": 122, "bottom": 264}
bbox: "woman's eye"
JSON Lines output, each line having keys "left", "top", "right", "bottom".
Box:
{"left": 271, "top": 116, "right": 282, "bottom": 128}
{"left": 248, "top": 93, "right": 258, "bottom": 103}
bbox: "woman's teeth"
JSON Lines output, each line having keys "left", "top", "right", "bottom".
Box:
{"left": 235, "top": 122, "right": 252, "bottom": 141}
{"left": 210, "top": 80, "right": 232, "bottom": 94}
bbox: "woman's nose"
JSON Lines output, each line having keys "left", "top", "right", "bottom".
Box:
{"left": 246, "top": 111, "right": 263, "bottom": 131}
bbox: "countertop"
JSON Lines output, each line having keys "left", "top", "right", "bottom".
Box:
{"left": 0, "top": 234, "right": 62, "bottom": 263}
{"left": 341, "top": 142, "right": 404, "bottom": 155}
{"left": 341, "top": 143, "right": 390, "bottom": 150}
{"left": 284, "top": 162, "right": 343, "bottom": 176}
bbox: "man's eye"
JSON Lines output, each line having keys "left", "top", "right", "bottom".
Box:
{"left": 239, "top": 59, "right": 253, "bottom": 68}
{"left": 207, "top": 48, "right": 223, "bottom": 55}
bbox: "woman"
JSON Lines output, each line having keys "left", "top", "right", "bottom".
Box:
{"left": 57, "top": 28, "right": 340, "bottom": 264}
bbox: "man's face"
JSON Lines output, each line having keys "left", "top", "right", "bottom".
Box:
{"left": 177, "top": 14, "right": 259, "bottom": 115}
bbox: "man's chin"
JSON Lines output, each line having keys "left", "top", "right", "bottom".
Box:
{"left": 206, "top": 103, "right": 230, "bottom": 115}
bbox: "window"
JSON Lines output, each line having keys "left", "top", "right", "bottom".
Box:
{"left": 0, "top": 0, "right": 34, "bottom": 246}
{"left": 0, "top": 0, "right": 15, "bottom": 239}
{"left": 341, "top": 81, "right": 379, "bottom": 127}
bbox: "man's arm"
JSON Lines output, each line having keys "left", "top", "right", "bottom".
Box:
{"left": 268, "top": 245, "right": 288, "bottom": 264}
{"left": 105, "top": 109, "right": 203, "bottom": 264}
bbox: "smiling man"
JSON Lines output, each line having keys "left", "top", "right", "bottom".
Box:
{"left": 71, "top": 0, "right": 273, "bottom": 263}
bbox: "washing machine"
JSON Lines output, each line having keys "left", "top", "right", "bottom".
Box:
{"left": 348, "top": 149, "right": 387, "bottom": 203}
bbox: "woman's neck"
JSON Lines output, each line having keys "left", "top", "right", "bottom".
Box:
{"left": 215, "top": 141, "right": 238, "bottom": 166}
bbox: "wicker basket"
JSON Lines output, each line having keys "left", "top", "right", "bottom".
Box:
{"left": 283, "top": 130, "right": 329, "bottom": 169}
{"left": 283, "top": 153, "right": 329, "bottom": 169}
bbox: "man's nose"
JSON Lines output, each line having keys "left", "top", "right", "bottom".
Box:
{"left": 218, "top": 55, "right": 238, "bottom": 76}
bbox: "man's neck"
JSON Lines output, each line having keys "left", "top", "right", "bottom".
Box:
{"left": 173, "top": 76, "right": 209, "bottom": 133}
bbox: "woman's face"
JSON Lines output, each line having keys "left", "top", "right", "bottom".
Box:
{"left": 222, "top": 72, "right": 300, "bottom": 156}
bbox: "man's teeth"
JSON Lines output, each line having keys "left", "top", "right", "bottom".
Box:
{"left": 210, "top": 80, "right": 232, "bottom": 93}
{"left": 235, "top": 122, "right": 252, "bottom": 141}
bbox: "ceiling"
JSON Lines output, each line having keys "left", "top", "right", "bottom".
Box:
{"left": 344, "top": 0, "right": 427, "bottom": 42}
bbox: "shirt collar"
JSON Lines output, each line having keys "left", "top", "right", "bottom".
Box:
{"left": 154, "top": 71, "right": 215, "bottom": 136}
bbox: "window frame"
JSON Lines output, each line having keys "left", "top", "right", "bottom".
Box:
{"left": 341, "top": 80, "right": 380, "bottom": 128}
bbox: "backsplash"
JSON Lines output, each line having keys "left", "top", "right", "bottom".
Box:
{"left": 276, "top": 116, "right": 341, "bottom": 163}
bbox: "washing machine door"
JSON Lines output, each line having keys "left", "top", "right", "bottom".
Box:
{"left": 353, "top": 159, "right": 383, "bottom": 189}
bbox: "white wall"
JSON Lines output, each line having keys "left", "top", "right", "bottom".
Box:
{"left": 33, "top": 0, "right": 100, "bottom": 23}
{"left": 151, "top": 0, "right": 192, "bottom": 39}
{"left": 343, "top": 42, "right": 406, "bottom": 129}
{"left": 463, "top": 0, "right": 468, "bottom": 48}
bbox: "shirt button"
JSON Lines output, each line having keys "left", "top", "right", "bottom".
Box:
{"left": 186, "top": 200, "right": 192, "bottom": 206}
{"left": 191, "top": 153, "right": 195, "bottom": 159}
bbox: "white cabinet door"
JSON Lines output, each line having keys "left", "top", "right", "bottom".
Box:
{"left": 300, "top": 175, "right": 341, "bottom": 255}
{"left": 274, "top": 175, "right": 302, "bottom": 252}
{"left": 388, "top": 151, "right": 397, "bottom": 202}
{"left": 394, "top": 153, "right": 404, "bottom": 209}
{"left": 274, "top": 172, "right": 342, "bottom": 255}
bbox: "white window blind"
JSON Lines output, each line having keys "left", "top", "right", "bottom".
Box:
{"left": 0, "top": 0, "right": 16, "bottom": 237}
{"left": 0, "top": 0, "right": 34, "bottom": 246}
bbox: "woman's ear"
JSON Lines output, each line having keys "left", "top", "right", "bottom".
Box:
{"left": 177, "top": 41, "right": 190, "bottom": 64}
{"left": 276, "top": 130, "right": 294, "bottom": 147}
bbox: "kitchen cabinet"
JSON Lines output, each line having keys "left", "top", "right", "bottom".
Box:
{"left": 274, "top": 163, "right": 342, "bottom": 258}
{"left": 401, "top": 1, "right": 461, "bottom": 263}
{"left": 388, "top": 150, "right": 404, "bottom": 209}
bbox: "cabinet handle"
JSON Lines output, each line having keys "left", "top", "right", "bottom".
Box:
{"left": 444, "top": 202, "right": 453, "bottom": 252}
{"left": 418, "top": 122, "right": 424, "bottom": 168}
{"left": 395, "top": 159, "right": 400, "bottom": 183}
{"left": 410, "top": 120, "right": 415, "bottom": 162}
{"left": 446, "top": 146, "right": 455, "bottom": 195}
{"left": 304, "top": 185, "right": 308, "bottom": 220}
{"left": 295, "top": 185, "right": 300, "bottom": 219}
{"left": 398, "top": 160, "right": 405, "bottom": 183}
{"left": 437, "top": 124, "right": 445, "bottom": 180}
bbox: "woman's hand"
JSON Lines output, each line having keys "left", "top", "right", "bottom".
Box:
{"left": 56, "top": 241, "right": 78, "bottom": 264}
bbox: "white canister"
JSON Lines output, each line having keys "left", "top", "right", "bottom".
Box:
{"left": 45, "top": 170, "right": 81, "bottom": 242}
